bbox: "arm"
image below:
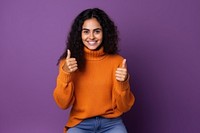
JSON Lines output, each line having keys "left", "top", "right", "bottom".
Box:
{"left": 113, "top": 75, "right": 135, "bottom": 112}
{"left": 53, "top": 60, "right": 75, "bottom": 110}
{"left": 53, "top": 49, "right": 78, "bottom": 109}
{"left": 114, "top": 59, "right": 135, "bottom": 112}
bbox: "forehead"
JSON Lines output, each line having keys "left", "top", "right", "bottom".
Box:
{"left": 82, "top": 18, "right": 102, "bottom": 29}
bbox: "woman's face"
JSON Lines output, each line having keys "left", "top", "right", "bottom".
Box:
{"left": 81, "top": 18, "right": 103, "bottom": 50}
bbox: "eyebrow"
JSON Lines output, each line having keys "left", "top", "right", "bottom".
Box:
{"left": 82, "top": 28, "right": 102, "bottom": 31}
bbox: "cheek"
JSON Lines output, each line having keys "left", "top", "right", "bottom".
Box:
{"left": 97, "top": 34, "right": 103, "bottom": 40}
{"left": 100, "top": 35, "right": 103, "bottom": 41}
{"left": 81, "top": 34, "right": 86, "bottom": 40}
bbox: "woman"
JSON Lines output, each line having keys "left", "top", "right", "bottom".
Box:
{"left": 53, "top": 8, "right": 135, "bottom": 133}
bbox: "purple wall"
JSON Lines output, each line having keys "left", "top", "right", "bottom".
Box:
{"left": 0, "top": 0, "right": 200, "bottom": 133}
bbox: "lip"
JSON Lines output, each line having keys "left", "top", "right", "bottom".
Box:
{"left": 87, "top": 41, "right": 97, "bottom": 45}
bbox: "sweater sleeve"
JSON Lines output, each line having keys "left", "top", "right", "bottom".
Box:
{"left": 113, "top": 75, "right": 135, "bottom": 112}
{"left": 113, "top": 57, "right": 135, "bottom": 113}
{"left": 53, "top": 60, "right": 75, "bottom": 110}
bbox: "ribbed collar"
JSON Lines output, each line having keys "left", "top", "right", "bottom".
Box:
{"left": 84, "top": 46, "right": 106, "bottom": 60}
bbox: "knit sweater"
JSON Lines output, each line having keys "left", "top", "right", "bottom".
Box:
{"left": 53, "top": 47, "right": 135, "bottom": 129}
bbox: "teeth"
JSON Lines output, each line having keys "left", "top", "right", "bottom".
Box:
{"left": 88, "top": 41, "right": 96, "bottom": 45}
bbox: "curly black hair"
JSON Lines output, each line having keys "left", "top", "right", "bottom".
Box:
{"left": 58, "top": 8, "right": 119, "bottom": 70}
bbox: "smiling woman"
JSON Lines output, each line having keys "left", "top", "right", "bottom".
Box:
{"left": 81, "top": 18, "right": 103, "bottom": 50}
{"left": 53, "top": 8, "right": 135, "bottom": 133}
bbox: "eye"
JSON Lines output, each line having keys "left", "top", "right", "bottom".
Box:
{"left": 94, "top": 29, "right": 101, "bottom": 34}
{"left": 82, "top": 30, "right": 89, "bottom": 34}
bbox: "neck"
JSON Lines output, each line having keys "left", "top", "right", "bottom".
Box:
{"left": 84, "top": 47, "right": 106, "bottom": 60}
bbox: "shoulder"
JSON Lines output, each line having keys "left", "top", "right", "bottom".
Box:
{"left": 108, "top": 54, "right": 124, "bottom": 60}
{"left": 107, "top": 54, "right": 124, "bottom": 65}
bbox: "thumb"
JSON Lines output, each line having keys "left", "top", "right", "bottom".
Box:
{"left": 67, "top": 49, "right": 71, "bottom": 59}
{"left": 122, "top": 59, "right": 127, "bottom": 68}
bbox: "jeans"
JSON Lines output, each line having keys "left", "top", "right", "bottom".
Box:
{"left": 67, "top": 116, "right": 127, "bottom": 133}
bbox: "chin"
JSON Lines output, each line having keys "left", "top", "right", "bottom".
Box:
{"left": 85, "top": 44, "right": 101, "bottom": 50}
{"left": 88, "top": 47, "right": 98, "bottom": 50}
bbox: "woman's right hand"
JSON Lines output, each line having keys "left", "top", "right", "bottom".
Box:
{"left": 63, "top": 49, "right": 78, "bottom": 73}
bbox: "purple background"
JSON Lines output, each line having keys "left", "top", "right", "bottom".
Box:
{"left": 0, "top": 0, "right": 200, "bottom": 133}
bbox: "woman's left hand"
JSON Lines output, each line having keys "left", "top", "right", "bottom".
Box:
{"left": 115, "top": 59, "right": 128, "bottom": 82}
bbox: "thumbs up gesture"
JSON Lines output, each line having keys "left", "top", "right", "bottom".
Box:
{"left": 115, "top": 59, "right": 128, "bottom": 82}
{"left": 63, "top": 49, "right": 78, "bottom": 73}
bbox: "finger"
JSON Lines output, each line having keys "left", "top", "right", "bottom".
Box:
{"left": 67, "top": 49, "right": 71, "bottom": 59}
{"left": 116, "top": 77, "right": 121, "bottom": 81}
{"left": 116, "top": 77, "right": 125, "bottom": 82}
{"left": 67, "top": 58, "right": 76, "bottom": 61}
{"left": 70, "top": 67, "right": 78, "bottom": 72}
{"left": 116, "top": 68, "right": 128, "bottom": 82}
{"left": 116, "top": 72, "right": 126, "bottom": 78}
{"left": 67, "top": 59, "right": 77, "bottom": 64}
{"left": 116, "top": 69, "right": 126, "bottom": 77}
{"left": 116, "top": 70, "right": 127, "bottom": 77}
{"left": 115, "top": 73, "right": 126, "bottom": 78}
{"left": 69, "top": 64, "right": 78, "bottom": 69}
{"left": 67, "top": 59, "right": 77, "bottom": 66}
{"left": 116, "top": 68, "right": 127, "bottom": 72}
{"left": 122, "top": 59, "right": 127, "bottom": 68}
{"left": 67, "top": 58, "right": 78, "bottom": 69}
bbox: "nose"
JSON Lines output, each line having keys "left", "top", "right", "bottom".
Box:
{"left": 89, "top": 33, "right": 95, "bottom": 39}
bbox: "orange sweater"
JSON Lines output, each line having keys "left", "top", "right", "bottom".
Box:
{"left": 53, "top": 47, "right": 135, "bottom": 129}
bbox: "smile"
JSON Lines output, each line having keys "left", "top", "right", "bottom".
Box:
{"left": 88, "top": 41, "right": 97, "bottom": 45}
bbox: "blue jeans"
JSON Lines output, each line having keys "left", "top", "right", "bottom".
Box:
{"left": 67, "top": 116, "right": 127, "bottom": 133}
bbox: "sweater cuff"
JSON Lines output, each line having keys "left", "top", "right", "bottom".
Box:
{"left": 116, "top": 74, "right": 130, "bottom": 92}
{"left": 57, "top": 63, "right": 72, "bottom": 83}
